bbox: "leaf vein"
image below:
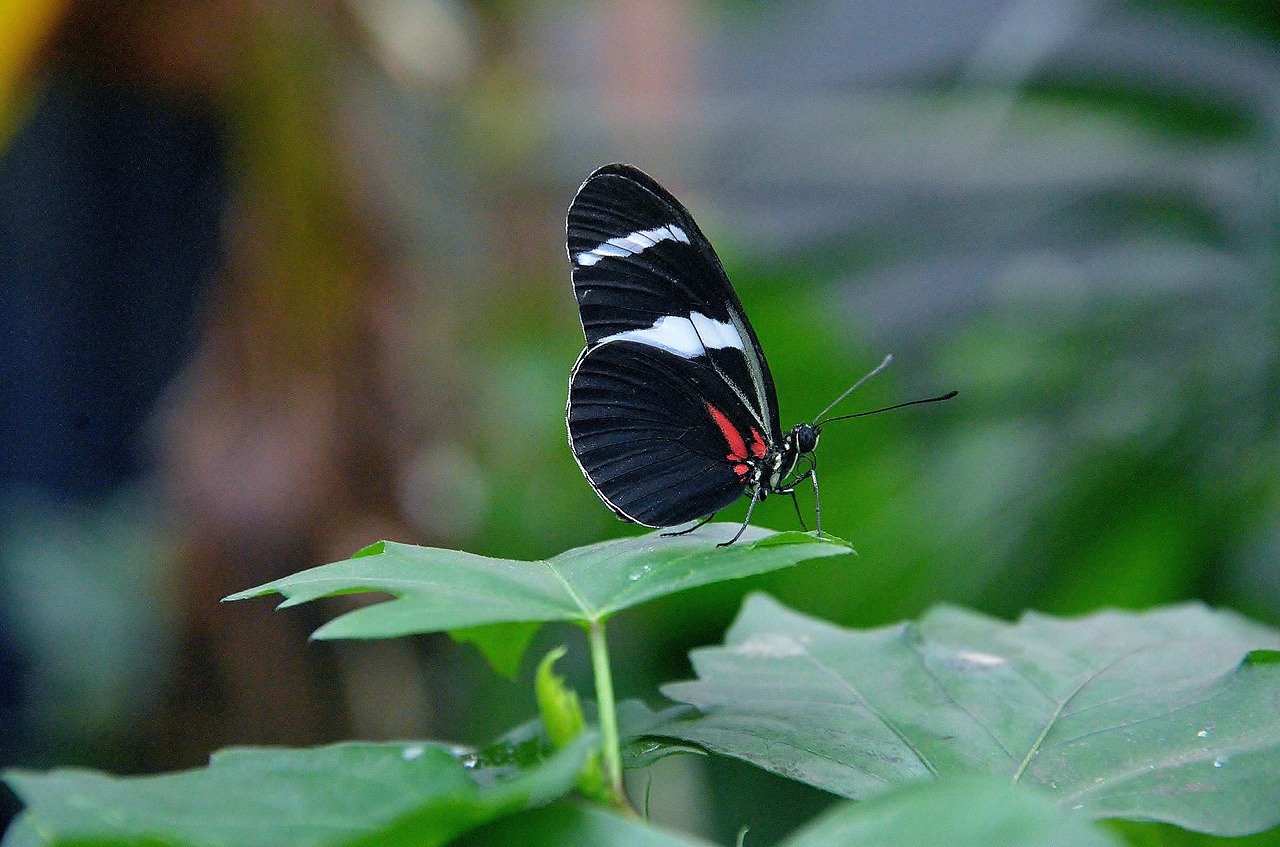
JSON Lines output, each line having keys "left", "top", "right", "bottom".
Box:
{"left": 541, "top": 560, "right": 594, "bottom": 619}
{"left": 905, "top": 635, "right": 1020, "bottom": 765}
{"left": 1012, "top": 636, "right": 1181, "bottom": 783}
{"left": 801, "top": 638, "right": 940, "bottom": 778}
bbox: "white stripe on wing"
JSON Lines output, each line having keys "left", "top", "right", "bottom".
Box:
{"left": 596, "top": 311, "right": 744, "bottom": 359}
{"left": 574, "top": 225, "right": 691, "bottom": 267}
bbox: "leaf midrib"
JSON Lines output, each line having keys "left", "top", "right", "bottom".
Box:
{"left": 1011, "top": 636, "right": 1181, "bottom": 784}
{"left": 800, "top": 635, "right": 940, "bottom": 778}
{"left": 541, "top": 559, "right": 594, "bottom": 620}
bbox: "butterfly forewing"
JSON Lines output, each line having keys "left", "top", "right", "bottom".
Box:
{"left": 567, "top": 164, "right": 780, "bottom": 439}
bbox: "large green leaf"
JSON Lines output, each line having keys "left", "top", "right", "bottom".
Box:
{"left": 784, "top": 776, "right": 1123, "bottom": 847}
{"left": 654, "top": 594, "right": 1280, "bottom": 836}
{"left": 3, "top": 734, "right": 593, "bottom": 847}
{"left": 460, "top": 777, "right": 1122, "bottom": 847}
{"left": 459, "top": 804, "right": 714, "bottom": 847}
{"left": 224, "top": 525, "right": 852, "bottom": 643}
{"left": 0, "top": 817, "right": 40, "bottom": 847}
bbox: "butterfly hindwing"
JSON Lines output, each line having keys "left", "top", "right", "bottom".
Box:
{"left": 567, "top": 164, "right": 781, "bottom": 441}
{"left": 567, "top": 339, "right": 766, "bottom": 527}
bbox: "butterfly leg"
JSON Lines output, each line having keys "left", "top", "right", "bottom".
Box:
{"left": 810, "top": 467, "right": 822, "bottom": 537}
{"left": 784, "top": 467, "right": 822, "bottom": 537}
{"left": 662, "top": 512, "right": 717, "bottom": 538}
{"left": 786, "top": 488, "right": 808, "bottom": 531}
{"left": 719, "top": 489, "right": 762, "bottom": 547}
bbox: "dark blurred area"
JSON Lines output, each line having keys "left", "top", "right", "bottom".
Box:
{"left": 1, "top": 0, "right": 1278, "bottom": 843}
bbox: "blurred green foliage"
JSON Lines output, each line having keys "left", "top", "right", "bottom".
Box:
{"left": 434, "top": 3, "right": 1280, "bottom": 840}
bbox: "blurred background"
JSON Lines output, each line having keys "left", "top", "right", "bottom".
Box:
{"left": 0, "top": 0, "right": 1277, "bottom": 843}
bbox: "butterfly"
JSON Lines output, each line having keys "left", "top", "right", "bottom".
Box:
{"left": 565, "top": 164, "right": 954, "bottom": 545}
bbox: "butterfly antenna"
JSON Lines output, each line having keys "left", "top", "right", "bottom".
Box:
{"left": 818, "top": 390, "right": 958, "bottom": 426}
{"left": 813, "top": 354, "right": 894, "bottom": 426}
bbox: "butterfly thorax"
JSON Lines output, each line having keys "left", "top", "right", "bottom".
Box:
{"left": 749, "top": 424, "right": 820, "bottom": 496}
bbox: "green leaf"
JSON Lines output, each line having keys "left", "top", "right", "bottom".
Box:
{"left": 458, "top": 803, "right": 716, "bottom": 847}
{"left": 459, "top": 804, "right": 715, "bottom": 847}
{"left": 223, "top": 526, "right": 852, "bottom": 645}
{"left": 450, "top": 622, "right": 542, "bottom": 679}
{"left": 615, "top": 701, "right": 704, "bottom": 769}
{"left": 0, "top": 815, "right": 42, "bottom": 847}
{"left": 655, "top": 595, "right": 1280, "bottom": 836}
{"left": 535, "top": 647, "right": 607, "bottom": 802}
{"left": 784, "top": 777, "right": 1123, "bottom": 847}
{"left": 460, "top": 778, "right": 1123, "bottom": 847}
{"left": 3, "top": 734, "right": 595, "bottom": 847}
{"left": 1105, "top": 819, "right": 1280, "bottom": 846}
{"left": 535, "top": 647, "right": 583, "bottom": 749}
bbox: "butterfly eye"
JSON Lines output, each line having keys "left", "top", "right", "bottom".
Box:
{"left": 795, "top": 424, "right": 819, "bottom": 455}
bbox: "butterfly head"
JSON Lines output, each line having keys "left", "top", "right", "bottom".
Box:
{"left": 792, "top": 422, "right": 820, "bottom": 456}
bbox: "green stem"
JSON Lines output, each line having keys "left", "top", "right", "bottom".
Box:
{"left": 587, "top": 618, "right": 627, "bottom": 809}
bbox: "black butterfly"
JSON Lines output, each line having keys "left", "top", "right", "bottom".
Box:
{"left": 565, "top": 164, "right": 954, "bottom": 545}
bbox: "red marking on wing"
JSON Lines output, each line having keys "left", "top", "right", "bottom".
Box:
{"left": 749, "top": 428, "right": 767, "bottom": 459}
{"left": 733, "top": 463, "right": 750, "bottom": 477}
{"left": 705, "top": 402, "right": 748, "bottom": 461}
